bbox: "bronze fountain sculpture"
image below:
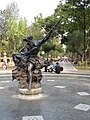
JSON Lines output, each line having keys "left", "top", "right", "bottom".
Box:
{"left": 12, "top": 17, "right": 62, "bottom": 94}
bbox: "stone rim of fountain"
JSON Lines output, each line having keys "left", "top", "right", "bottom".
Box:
{"left": 19, "top": 87, "right": 42, "bottom": 95}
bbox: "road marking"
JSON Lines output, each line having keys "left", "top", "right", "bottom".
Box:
{"left": 0, "top": 86, "right": 5, "bottom": 89}
{"left": 74, "top": 103, "right": 90, "bottom": 111}
{"left": 0, "top": 80, "right": 10, "bottom": 83}
{"left": 47, "top": 80, "right": 55, "bottom": 82}
{"left": 0, "top": 74, "right": 12, "bottom": 77}
{"left": 43, "top": 73, "right": 90, "bottom": 78}
{"left": 77, "top": 92, "right": 90, "bottom": 96}
{"left": 22, "top": 115, "right": 44, "bottom": 120}
{"left": 54, "top": 86, "right": 66, "bottom": 88}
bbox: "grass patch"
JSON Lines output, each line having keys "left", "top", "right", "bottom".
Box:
{"left": 75, "top": 61, "right": 90, "bottom": 71}
{"left": 75, "top": 66, "right": 90, "bottom": 71}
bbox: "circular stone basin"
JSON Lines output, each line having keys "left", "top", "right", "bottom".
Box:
{"left": 17, "top": 93, "right": 43, "bottom": 100}
{"left": 12, "top": 93, "right": 45, "bottom": 100}
{"left": 19, "top": 87, "right": 42, "bottom": 95}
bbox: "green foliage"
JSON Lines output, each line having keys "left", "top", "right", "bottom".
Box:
{"left": 28, "top": 22, "right": 44, "bottom": 40}
{"left": 42, "top": 40, "right": 55, "bottom": 53}
{"left": 87, "top": 60, "right": 90, "bottom": 65}
{"left": 41, "top": 36, "right": 64, "bottom": 57}
{"left": 1, "top": 0, "right": 90, "bottom": 60}
{"left": 53, "top": 0, "right": 90, "bottom": 60}
{"left": 66, "top": 31, "right": 84, "bottom": 53}
{"left": 0, "top": 2, "right": 29, "bottom": 54}
{"left": 4, "top": 2, "right": 19, "bottom": 19}
{"left": 0, "top": 2, "right": 19, "bottom": 54}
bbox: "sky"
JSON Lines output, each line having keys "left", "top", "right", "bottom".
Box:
{"left": 0, "top": 0, "right": 65, "bottom": 25}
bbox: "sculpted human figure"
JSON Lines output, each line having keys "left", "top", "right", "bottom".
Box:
{"left": 12, "top": 17, "right": 62, "bottom": 93}
{"left": 12, "top": 28, "right": 53, "bottom": 90}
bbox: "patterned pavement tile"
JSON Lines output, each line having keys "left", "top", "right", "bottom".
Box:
{"left": 54, "top": 85, "right": 66, "bottom": 88}
{"left": 77, "top": 92, "right": 90, "bottom": 96}
{"left": 74, "top": 103, "right": 90, "bottom": 111}
{"left": 22, "top": 116, "right": 44, "bottom": 120}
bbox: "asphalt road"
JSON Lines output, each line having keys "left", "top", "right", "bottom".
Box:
{"left": 0, "top": 62, "right": 90, "bottom": 120}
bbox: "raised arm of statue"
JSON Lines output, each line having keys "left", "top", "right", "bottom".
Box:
{"left": 37, "top": 16, "right": 63, "bottom": 48}
{"left": 37, "top": 28, "right": 53, "bottom": 48}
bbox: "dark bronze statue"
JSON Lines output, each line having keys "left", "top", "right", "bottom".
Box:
{"left": 12, "top": 17, "right": 62, "bottom": 94}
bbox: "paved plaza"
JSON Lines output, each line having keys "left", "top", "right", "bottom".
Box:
{"left": 0, "top": 62, "right": 90, "bottom": 120}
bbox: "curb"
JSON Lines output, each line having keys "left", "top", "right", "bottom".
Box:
{"left": 0, "top": 70, "right": 12, "bottom": 74}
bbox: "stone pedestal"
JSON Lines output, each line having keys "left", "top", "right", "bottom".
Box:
{"left": 19, "top": 87, "right": 42, "bottom": 95}
{"left": 12, "top": 67, "right": 42, "bottom": 95}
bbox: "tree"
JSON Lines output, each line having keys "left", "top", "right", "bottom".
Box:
{"left": 41, "top": 36, "right": 64, "bottom": 58}
{"left": 0, "top": 2, "right": 29, "bottom": 55}
{"left": 0, "top": 2, "right": 19, "bottom": 55}
{"left": 66, "top": 31, "right": 84, "bottom": 61}
{"left": 31, "top": 12, "right": 65, "bottom": 57}
{"left": 17, "top": 17, "right": 28, "bottom": 50}
{"left": 3, "top": 2, "right": 19, "bottom": 20}
{"left": 67, "top": 0, "right": 77, "bottom": 4}
{"left": 53, "top": 0, "right": 90, "bottom": 62}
